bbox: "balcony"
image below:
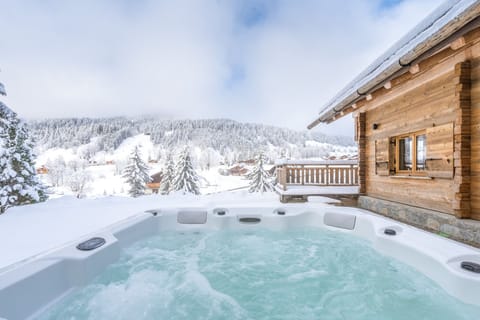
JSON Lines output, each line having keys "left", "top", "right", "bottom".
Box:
{"left": 275, "top": 160, "right": 359, "bottom": 203}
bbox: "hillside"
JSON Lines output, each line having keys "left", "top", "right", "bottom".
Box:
{"left": 28, "top": 117, "right": 356, "bottom": 162}
{"left": 27, "top": 118, "right": 357, "bottom": 198}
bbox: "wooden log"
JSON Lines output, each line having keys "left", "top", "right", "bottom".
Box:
{"left": 450, "top": 36, "right": 466, "bottom": 51}
{"left": 409, "top": 64, "right": 420, "bottom": 74}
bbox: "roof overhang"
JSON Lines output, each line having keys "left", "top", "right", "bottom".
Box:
{"left": 308, "top": 0, "right": 480, "bottom": 129}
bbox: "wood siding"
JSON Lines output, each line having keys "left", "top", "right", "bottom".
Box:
{"left": 304, "top": 25, "right": 480, "bottom": 221}
{"left": 469, "top": 35, "right": 480, "bottom": 220}
{"left": 346, "top": 26, "right": 480, "bottom": 220}
{"left": 425, "top": 122, "right": 454, "bottom": 179}
{"left": 364, "top": 71, "right": 457, "bottom": 214}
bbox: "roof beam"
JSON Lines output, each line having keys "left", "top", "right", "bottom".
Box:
{"left": 409, "top": 64, "right": 420, "bottom": 74}
{"left": 450, "top": 36, "right": 466, "bottom": 50}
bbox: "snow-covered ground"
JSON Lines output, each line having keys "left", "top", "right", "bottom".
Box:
{"left": 35, "top": 133, "right": 354, "bottom": 198}
{"left": 37, "top": 134, "right": 254, "bottom": 198}
{"left": 38, "top": 164, "right": 250, "bottom": 198}
{"left": 0, "top": 192, "right": 281, "bottom": 272}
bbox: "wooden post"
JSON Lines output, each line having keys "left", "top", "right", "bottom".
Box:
{"left": 356, "top": 113, "right": 367, "bottom": 194}
{"left": 453, "top": 61, "right": 471, "bottom": 218}
{"left": 326, "top": 165, "right": 330, "bottom": 186}
{"left": 278, "top": 167, "right": 287, "bottom": 191}
{"left": 301, "top": 165, "right": 305, "bottom": 185}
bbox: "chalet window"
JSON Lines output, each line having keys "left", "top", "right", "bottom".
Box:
{"left": 375, "top": 123, "right": 453, "bottom": 178}
{"left": 395, "top": 131, "right": 426, "bottom": 175}
{"left": 416, "top": 134, "right": 426, "bottom": 171}
{"left": 398, "top": 136, "right": 412, "bottom": 171}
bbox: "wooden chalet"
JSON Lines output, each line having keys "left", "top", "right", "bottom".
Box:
{"left": 146, "top": 172, "right": 162, "bottom": 194}
{"left": 228, "top": 165, "right": 249, "bottom": 176}
{"left": 36, "top": 165, "right": 49, "bottom": 175}
{"left": 309, "top": 0, "right": 480, "bottom": 244}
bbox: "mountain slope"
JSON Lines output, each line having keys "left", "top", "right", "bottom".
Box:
{"left": 28, "top": 117, "right": 356, "bottom": 161}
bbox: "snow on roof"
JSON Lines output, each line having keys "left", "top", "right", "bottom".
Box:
{"left": 309, "top": 0, "right": 480, "bottom": 128}
{"left": 0, "top": 82, "right": 5, "bottom": 96}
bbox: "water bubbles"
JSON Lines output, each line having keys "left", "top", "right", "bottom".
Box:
{"left": 38, "top": 229, "right": 480, "bottom": 320}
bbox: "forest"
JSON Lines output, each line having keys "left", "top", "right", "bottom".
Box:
{"left": 28, "top": 117, "right": 356, "bottom": 162}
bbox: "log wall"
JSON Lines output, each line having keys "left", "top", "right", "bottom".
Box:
{"left": 354, "top": 27, "right": 480, "bottom": 220}
{"left": 363, "top": 71, "right": 457, "bottom": 214}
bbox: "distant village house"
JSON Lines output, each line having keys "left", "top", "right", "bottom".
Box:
{"left": 146, "top": 171, "right": 162, "bottom": 194}
{"left": 36, "top": 165, "right": 49, "bottom": 175}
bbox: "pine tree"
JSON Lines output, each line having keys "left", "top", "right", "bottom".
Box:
{"left": 248, "top": 153, "right": 274, "bottom": 193}
{"left": 160, "top": 152, "right": 175, "bottom": 195}
{"left": 172, "top": 146, "right": 200, "bottom": 195}
{"left": 0, "top": 102, "right": 47, "bottom": 213}
{"left": 122, "top": 146, "right": 151, "bottom": 197}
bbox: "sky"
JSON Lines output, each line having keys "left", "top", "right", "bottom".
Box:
{"left": 0, "top": 0, "right": 440, "bottom": 136}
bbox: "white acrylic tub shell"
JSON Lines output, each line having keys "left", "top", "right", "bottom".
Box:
{"left": 0, "top": 205, "right": 479, "bottom": 320}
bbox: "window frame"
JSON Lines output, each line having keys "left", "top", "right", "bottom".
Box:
{"left": 394, "top": 130, "right": 426, "bottom": 176}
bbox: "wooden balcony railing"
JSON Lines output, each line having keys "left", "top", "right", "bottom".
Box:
{"left": 276, "top": 160, "right": 359, "bottom": 191}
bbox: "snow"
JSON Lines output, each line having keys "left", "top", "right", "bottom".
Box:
{"left": 317, "top": 0, "right": 479, "bottom": 121}
{"left": 39, "top": 163, "right": 250, "bottom": 198}
{"left": 275, "top": 159, "right": 357, "bottom": 166}
{"left": 0, "top": 192, "right": 280, "bottom": 272}
{"left": 0, "top": 82, "right": 5, "bottom": 96}
{"left": 36, "top": 148, "right": 78, "bottom": 165}
{"left": 196, "top": 167, "right": 249, "bottom": 194}
{"left": 247, "top": 153, "right": 274, "bottom": 193}
{"left": 36, "top": 133, "right": 251, "bottom": 198}
{"left": 123, "top": 146, "right": 151, "bottom": 197}
{"left": 112, "top": 134, "right": 157, "bottom": 164}
{"left": 172, "top": 147, "right": 200, "bottom": 195}
{"left": 275, "top": 185, "right": 359, "bottom": 195}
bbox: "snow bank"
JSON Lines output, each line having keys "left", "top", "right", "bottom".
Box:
{"left": 0, "top": 192, "right": 280, "bottom": 272}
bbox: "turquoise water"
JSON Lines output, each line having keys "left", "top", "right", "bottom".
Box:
{"left": 37, "top": 229, "right": 480, "bottom": 320}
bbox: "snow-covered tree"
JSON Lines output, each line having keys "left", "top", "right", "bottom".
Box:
{"left": 172, "top": 146, "right": 200, "bottom": 195}
{"left": 67, "top": 169, "right": 92, "bottom": 198}
{"left": 67, "top": 158, "right": 88, "bottom": 173}
{"left": 160, "top": 152, "right": 175, "bottom": 195}
{"left": 247, "top": 153, "right": 274, "bottom": 193}
{"left": 0, "top": 102, "right": 47, "bottom": 213}
{"left": 26, "top": 118, "right": 356, "bottom": 163}
{"left": 46, "top": 156, "right": 67, "bottom": 187}
{"left": 122, "top": 146, "right": 151, "bottom": 197}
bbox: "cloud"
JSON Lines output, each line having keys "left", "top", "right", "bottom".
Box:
{"left": 0, "top": 0, "right": 440, "bottom": 136}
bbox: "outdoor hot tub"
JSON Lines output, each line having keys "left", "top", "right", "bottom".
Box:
{"left": 1, "top": 204, "right": 480, "bottom": 319}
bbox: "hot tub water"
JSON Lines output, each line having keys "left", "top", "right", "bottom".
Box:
{"left": 37, "top": 229, "right": 480, "bottom": 320}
